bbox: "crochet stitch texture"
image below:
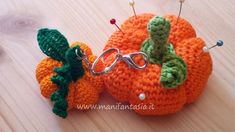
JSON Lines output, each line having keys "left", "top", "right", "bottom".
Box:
{"left": 141, "top": 16, "right": 187, "bottom": 88}
{"left": 103, "top": 13, "right": 212, "bottom": 115}
{"left": 36, "top": 29, "right": 104, "bottom": 118}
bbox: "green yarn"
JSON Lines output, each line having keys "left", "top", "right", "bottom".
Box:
{"left": 141, "top": 16, "right": 187, "bottom": 89}
{"left": 37, "top": 28, "right": 85, "bottom": 118}
{"left": 52, "top": 99, "right": 68, "bottom": 118}
{"left": 141, "top": 39, "right": 175, "bottom": 64}
{"left": 65, "top": 46, "right": 85, "bottom": 81}
{"left": 160, "top": 54, "right": 187, "bottom": 88}
{"left": 37, "top": 28, "right": 69, "bottom": 62}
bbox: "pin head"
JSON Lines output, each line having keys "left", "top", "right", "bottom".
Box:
{"left": 110, "top": 19, "right": 116, "bottom": 25}
{"left": 110, "top": 18, "right": 124, "bottom": 33}
{"left": 203, "top": 46, "right": 209, "bottom": 52}
{"left": 139, "top": 93, "right": 146, "bottom": 101}
{"left": 129, "top": 0, "right": 135, "bottom": 6}
{"left": 217, "top": 40, "right": 224, "bottom": 46}
{"left": 179, "top": 0, "right": 185, "bottom": 3}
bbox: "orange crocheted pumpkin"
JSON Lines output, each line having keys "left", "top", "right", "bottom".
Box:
{"left": 103, "top": 13, "right": 212, "bottom": 115}
{"left": 36, "top": 28, "right": 103, "bottom": 118}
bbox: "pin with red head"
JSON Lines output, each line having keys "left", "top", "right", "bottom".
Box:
{"left": 110, "top": 18, "right": 124, "bottom": 34}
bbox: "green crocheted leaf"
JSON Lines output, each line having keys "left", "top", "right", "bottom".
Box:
{"left": 37, "top": 28, "right": 69, "bottom": 61}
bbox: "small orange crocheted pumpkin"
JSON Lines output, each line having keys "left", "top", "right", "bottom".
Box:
{"left": 103, "top": 13, "right": 212, "bottom": 115}
{"left": 36, "top": 28, "right": 103, "bottom": 118}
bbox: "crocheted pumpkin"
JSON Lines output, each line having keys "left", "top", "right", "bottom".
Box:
{"left": 36, "top": 28, "right": 103, "bottom": 118}
{"left": 103, "top": 13, "right": 212, "bottom": 115}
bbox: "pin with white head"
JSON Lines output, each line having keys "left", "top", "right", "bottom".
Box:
{"left": 110, "top": 18, "right": 124, "bottom": 34}
{"left": 139, "top": 92, "right": 146, "bottom": 101}
{"left": 199, "top": 40, "right": 224, "bottom": 57}
{"left": 176, "top": 0, "right": 185, "bottom": 24}
{"left": 129, "top": 0, "right": 137, "bottom": 18}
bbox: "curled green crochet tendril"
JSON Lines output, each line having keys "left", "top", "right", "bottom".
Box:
{"left": 141, "top": 16, "right": 187, "bottom": 89}
{"left": 37, "top": 28, "right": 84, "bottom": 118}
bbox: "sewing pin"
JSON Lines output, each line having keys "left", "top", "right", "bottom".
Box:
{"left": 129, "top": 0, "right": 137, "bottom": 18}
{"left": 139, "top": 92, "right": 146, "bottom": 101}
{"left": 176, "top": 0, "right": 185, "bottom": 24}
{"left": 110, "top": 18, "right": 124, "bottom": 34}
{"left": 198, "top": 40, "right": 224, "bottom": 57}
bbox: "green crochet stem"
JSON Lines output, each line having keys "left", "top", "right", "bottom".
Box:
{"left": 37, "top": 28, "right": 84, "bottom": 118}
{"left": 141, "top": 16, "right": 187, "bottom": 89}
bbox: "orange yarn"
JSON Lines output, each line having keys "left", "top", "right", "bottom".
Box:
{"left": 36, "top": 42, "right": 104, "bottom": 110}
{"left": 103, "top": 13, "right": 212, "bottom": 115}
